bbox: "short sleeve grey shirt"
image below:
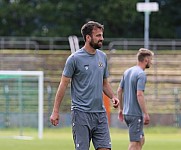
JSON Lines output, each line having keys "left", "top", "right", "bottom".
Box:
{"left": 120, "top": 66, "right": 147, "bottom": 116}
{"left": 63, "top": 48, "right": 109, "bottom": 112}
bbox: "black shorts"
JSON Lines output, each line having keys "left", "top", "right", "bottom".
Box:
{"left": 124, "top": 115, "right": 144, "bottom": 142}
{"left": 71, "top": 110, "right": 111, "bottom": 150}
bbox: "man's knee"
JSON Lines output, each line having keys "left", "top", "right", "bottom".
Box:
{"left": 129, "top": 141, "right": 141, "bottom": 150}
{"left": 140, "top": 136, "right": 145, "bottom": 147}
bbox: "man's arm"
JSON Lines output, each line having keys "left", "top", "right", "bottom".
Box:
{"left": 50, "top": 75, "right": 70, "bottom": 126}
{"left": 137, "top": 90, "right": 150, "bottom": 125}
{"left": 117, "top": 87, "right": 123, "bottom": 110}
{"left": 103, "top": 78, "right": 119, "bottom": 108}
{"left": 117, "top": 87, "right": 124, "bottom": 122}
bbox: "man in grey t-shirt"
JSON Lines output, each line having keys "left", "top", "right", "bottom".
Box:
{"left": 117, "top": 48, "right": 154, "bottom": 150}
{"left": 50, "top": 21, "right": 119, "bottom": 150}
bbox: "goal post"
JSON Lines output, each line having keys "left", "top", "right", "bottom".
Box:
{"left": 0, "top": 70, "right": 44, "bottom": 139}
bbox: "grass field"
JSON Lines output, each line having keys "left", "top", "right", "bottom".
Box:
{"left": 0, "top": 127, "right": 181, "bottom": 150}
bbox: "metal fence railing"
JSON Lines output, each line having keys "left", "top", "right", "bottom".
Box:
{"left": 1, "top": 36, "right": 181, "bottom": 50}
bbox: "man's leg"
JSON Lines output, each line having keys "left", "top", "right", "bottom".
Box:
{"left": 140, "top": 136, "right": 145, "bottom": 149}
{"left": 71, "top": 110, "right": 91, "bottom": 150}
{"left": 128, "top": 136, "right": 145, "bottom": 150}
{"left": 128, "top": 141, "right": 141, "bottom": 150}
{"left": 124, "top": 115, "right": 144, "bottom": 150}
{"left": 92, "top": 112, "right": 111, "bottom": 150}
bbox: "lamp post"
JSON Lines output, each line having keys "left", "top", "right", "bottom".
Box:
{"left": 136, "top": 0, "right": 159, "bottom": 49}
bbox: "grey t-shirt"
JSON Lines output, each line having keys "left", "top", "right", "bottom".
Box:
{"left": 63, "top": 48, "right": 109, "bottom": 112}
{"left": 120, "top": 66, "right": 146, "bottom": 116}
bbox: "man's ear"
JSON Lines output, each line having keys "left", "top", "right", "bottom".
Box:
{"left": 86, "top": 35, "right": 91, "bottom": 42}
{"left": 144, "top": 57, "right": 148, "bottom": 63}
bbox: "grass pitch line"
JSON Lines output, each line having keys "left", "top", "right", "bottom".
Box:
{"left": 0, "top": 135, "right": 33, "bottom": 140}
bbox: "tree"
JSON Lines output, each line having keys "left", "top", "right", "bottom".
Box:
{"left": 150, "top": 0, "right": 181, "bottom": 38}
{"left": 0, "top": 0, "right": 180, "bottom": 38}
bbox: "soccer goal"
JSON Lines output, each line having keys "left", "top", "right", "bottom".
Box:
{"left": 0, "top": 71, "right": 44, "bottom": 139}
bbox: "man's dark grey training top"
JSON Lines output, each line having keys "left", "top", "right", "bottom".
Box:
{"left": 63, "top": 48, "right": 109, "bottom": 112}
{"left": 120, "top": 66, "right": 147, "bottom": 116}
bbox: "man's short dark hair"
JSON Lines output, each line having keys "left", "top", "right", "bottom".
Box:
{"left": 81, "top": 21, "right": 104, "bottom": 41}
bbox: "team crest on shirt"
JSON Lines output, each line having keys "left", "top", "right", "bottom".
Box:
{"left": 98, "top": 62, "right": 103, "bottom": 67}
{"left": 84, "top": 65, "right": 89, "bottom": 70}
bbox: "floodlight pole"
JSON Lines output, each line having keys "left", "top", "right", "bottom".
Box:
{"left": 144, "top": 0, "right": 150, "bottom": 49}
{"left": 136, "top": 1, "right": 159, "bottom": 49}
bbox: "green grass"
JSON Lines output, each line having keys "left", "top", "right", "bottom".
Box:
{"left": 0, "top": 127, "right": 181, "bottom": 150}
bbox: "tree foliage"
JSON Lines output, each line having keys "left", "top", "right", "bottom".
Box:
{"left": 0, "top": 0, "right": 180, "bottom": 38}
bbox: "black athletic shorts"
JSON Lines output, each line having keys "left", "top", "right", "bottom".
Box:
{"left": 71, "top": 109, "right": 111, "bottom": 150}
{"left": 124, "top": 115, "right": 144, "bottom": 142}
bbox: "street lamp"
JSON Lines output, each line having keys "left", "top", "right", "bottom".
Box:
{"left": 136, "top": 0, "right": 159, "bottom": 49}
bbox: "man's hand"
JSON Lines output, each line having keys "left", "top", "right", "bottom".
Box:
{"left": 144, "top": 113, "right": 150, "bottom": 125}
{"left": 118, "top": 110, "right": 124, "bottom": 122}
{"left": 111, "top": 97, "right": 119, "bottom": 108}
{"left": 50, "top": 112, "right": 60, "bottom": 126}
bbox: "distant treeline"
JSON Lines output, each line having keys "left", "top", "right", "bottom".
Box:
{"left": 0, "top": 0, "right": 180, "bottom": 38}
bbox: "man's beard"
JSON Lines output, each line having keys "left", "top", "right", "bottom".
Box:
{"left": 90, "top": 39, "right": 103, "bottom": 49}
{"left": 146, "top": 63, "right": 150, "bottom": 68}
